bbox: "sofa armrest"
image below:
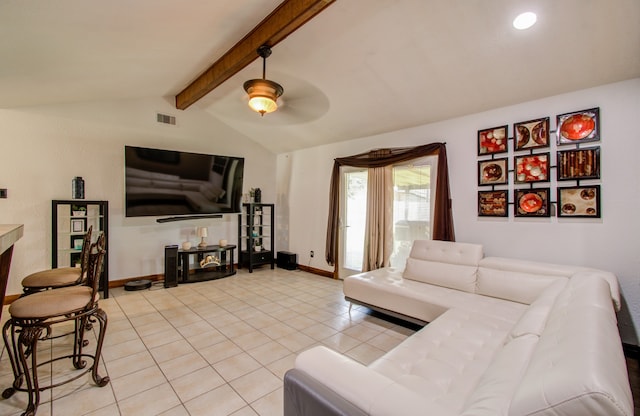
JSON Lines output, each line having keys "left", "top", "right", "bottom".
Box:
{"left": 573, "top": 270, "right": 621, "bottom": 311}
{"left": 294, "top": 346, "right": 455, "bottom": 416}
{"left": 284, "top": 369, "right": 368, "bottom": 416}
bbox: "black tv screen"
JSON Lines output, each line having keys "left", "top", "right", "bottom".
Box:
{"left": 125, "top": 146, "right": 244, "bottom": 217}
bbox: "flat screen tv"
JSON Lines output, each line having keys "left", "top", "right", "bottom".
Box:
{"left": 125, "top": 146, "right": 244, "bottom": 218}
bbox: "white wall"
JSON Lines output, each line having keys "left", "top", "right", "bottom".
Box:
{"left": 278, "top": 78, "right": 640, "bottom": 344}
{"left": 0, "top": 97, "right": 277, "bottom": 296}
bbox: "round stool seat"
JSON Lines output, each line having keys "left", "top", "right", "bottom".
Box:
{"left": 9, "top": 286, "right": 93, "bottom": 319}
{"left": 21, "top": 267, "right": 82, "bottom": 290}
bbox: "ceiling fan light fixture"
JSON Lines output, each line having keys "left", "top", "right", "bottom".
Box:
{"left": 244, "top": 79, "right": 283, "bottom": 116}
{"left": 244, "top": 45, "right": 284, "bottom": 116}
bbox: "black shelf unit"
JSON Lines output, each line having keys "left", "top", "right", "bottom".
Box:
{"left": 177, "top": 245, "right": 236, "bottom": 283}
{"left": 238, "top": 203, "right": 275, "bottom": 272}
{"left": 52, "top": 200, "right": 109, "bottom": 299}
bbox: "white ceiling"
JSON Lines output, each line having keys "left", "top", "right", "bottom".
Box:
{"left": 2, "top": 0, "right": 639, "bottom": 153}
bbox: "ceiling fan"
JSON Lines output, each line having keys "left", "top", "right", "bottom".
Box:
{"left": 204, "top": 69, "right": 330, "bottom": 125}
{"left": 175, "top": 0, "right": 336, "bottom": 114}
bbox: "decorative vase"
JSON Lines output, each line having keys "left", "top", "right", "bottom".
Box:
{"left": 219, "top": 239, "right": 227, "bottom": 247}
{"left": 72, "top": 176, "right": 85, "bottom": 199}
{"left": 182, "top": 241, "right": 192, "bottom": 250}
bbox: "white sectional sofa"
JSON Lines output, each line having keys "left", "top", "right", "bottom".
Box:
{"left": 284, "top": 240, "right": 633, "bottom": 416}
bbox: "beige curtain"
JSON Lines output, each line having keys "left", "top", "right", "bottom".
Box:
{"left": 325, "top": 143, "right": 454, "bottom": 272}
{"left": 362, "top": 166, "right": 393, "bottom": 271}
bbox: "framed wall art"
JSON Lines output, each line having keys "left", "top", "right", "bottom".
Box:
{"left": 71, "top": 219, "right": 85, "bottom": 233}
{"left": 514, "top": 153, "right": 549, "bottom": 184}
{"left": 557, "top": 147, "right": 600, "bottom": 181}
{"left": 557, "top": 185, "right": 601, "bottom": 218}
{"left": 515, "top": 188, "right": 550, "bottom": 217}
{"left": 478, "top": 158, "right": 508, "bottom": 186}
{"left": 478, "top": 125, "right": 508, "bottom": 155}
{"left": 72, "top": 237, "right": 84, "bottom": 250}
{"left": 514, "top": 117, "right": 550, "bottom": 150}
{"left": 556, "top": 107, "right": 600, "bottom": 145}
{"left": 478, "top": 190, "right": 509, "bottom": 217}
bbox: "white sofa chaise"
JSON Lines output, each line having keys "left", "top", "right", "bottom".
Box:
{"left": 284, "top": 240, "right": 632, "bottom": 416}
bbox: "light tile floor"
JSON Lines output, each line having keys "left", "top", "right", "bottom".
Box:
{"left": 0, "top": 268, "right": 417, "bottom": 416}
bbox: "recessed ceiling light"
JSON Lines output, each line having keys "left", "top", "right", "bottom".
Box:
{"left": 513, "top": 12, "right": 537, "bottom": 30}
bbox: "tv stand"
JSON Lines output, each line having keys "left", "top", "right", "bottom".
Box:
{"left": 176, "top": 244, "right": 236, "bottom": 283}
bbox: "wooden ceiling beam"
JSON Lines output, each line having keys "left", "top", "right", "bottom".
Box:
{"left": 175, "top": 0, "right": 335, "bottom": 110}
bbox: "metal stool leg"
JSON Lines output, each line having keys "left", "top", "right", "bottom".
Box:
{"left": 17, "top": 326, "right": 44, "bottom": 416}
{"left": 91, "top": 308, "right": 110, "bottom": 386}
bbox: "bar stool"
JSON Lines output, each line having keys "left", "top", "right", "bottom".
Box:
{"left": 21, "top": 226, "right": 93, "bottom": 295}
{"left": 2, "top": 235, "right": 109, "bottom": 416}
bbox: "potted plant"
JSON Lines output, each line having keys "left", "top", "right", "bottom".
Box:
{"left": 72, "top": 205, "right": 87, "bottom": 216}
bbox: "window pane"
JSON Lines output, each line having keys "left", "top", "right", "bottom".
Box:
{"left": 344, "top": 170, "right": 367, "bottom": 271}
{"left": 390, "top": 163, "right": 431, "bottom": 268}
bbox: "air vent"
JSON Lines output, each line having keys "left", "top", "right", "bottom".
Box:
{"left": 156, "top": 113, "right": 176, "bottom": 125}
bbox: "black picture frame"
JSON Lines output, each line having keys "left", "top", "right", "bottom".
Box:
{"left": 556, "top": 107, "right": 600, "bottom": 145}
{"left": 515, "top": 188, "right": 550, "bottom": 217}
{"left": 557, "top": 147, "right": 600, "bottom": 181}
{"left": 478, "top": 190, "right": 509, "bottom": 217}
{"left": 478, "top": 158, "right": 508, "bottom": 186}
{"left": 514, "top": 117, "right": 550, "bottom": 150}
{"left": 478, "top": 125, "right": 508, "bottom": 155}
{"left": 72, "top": 237, "right": 84, "bottom": 250}
{"left": 557, "top": 185, "right": 601, "bottom": 218}
{"left": 514, "top": 153, "right": 550, "bottom": 184}
{"left": 71, "top": 219, "right": 85, "bottom": 233}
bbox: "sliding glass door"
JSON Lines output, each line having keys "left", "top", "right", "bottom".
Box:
{"left": 340, "top": 169, "right": 367, "bottom": 277}
{"left": 389, "top": 162, "right": 432, "bottom": 268}
{"left": 339, "top": 157, "right": 435, "bottom": 277}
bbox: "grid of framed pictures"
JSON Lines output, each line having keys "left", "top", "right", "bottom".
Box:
{"left": 476, "top": 107, "right": 601, "bottom": 218}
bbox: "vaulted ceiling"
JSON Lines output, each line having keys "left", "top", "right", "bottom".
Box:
{"left": 2, "top": 0, "right": 639, "bottom": 153}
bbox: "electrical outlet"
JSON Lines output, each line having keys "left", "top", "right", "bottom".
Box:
{"left": 0, "top": 188, "right": 6, "bottom": 198}
{"left": 310, "top": 250, "right": 314, "bottom": 258}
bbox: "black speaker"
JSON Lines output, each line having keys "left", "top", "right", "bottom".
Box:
{"left": 164, "top": 245, "right": 179, "bottom": 288}
{"left": 277, "top": 251, "right": 298, "bottom": 270}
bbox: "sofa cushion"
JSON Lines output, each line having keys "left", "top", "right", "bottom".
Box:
{"left": 461, "top": 334, "right": 538, "bottom": 416}
{"left": 404, "top": 257, "right": 479, "bottom": 292}
{"left": 408, "top": 239, "right": 483, "bottom": 265}
{"left": 403, "top": 239, "right": 482, "bottom": 292}
{"left": 345, "top": 268, "right": 450, "bottom": 323}
{"left": 370, "top": 308, "right": 518, "bottom": 412}
{"left": 294, "top": 346, "right": 455, "bottom": 416}
{"left": 345, "top": 268, "right": 526, "bottom": 324}
{"left": 477, "top": 257, "right": 571, "bottom": 304}
{"left": 509, "top": 275, "right": 633, "bottom": 416}
{"left": 506, "top": 279, "right": 566, "bottom": 342}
